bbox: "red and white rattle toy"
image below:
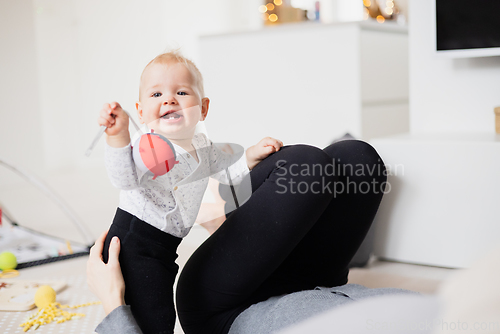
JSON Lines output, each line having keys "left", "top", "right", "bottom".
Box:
{"left": 85, "top": 111, "right": 178, "bottom": 178}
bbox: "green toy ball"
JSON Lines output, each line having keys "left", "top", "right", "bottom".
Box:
{"left": 0, "top": 251, "right": 17, "bottom": 270}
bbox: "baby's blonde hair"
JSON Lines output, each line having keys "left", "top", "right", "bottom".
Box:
{"left": 139, "top": 50, "right": 205, "bottom": 100}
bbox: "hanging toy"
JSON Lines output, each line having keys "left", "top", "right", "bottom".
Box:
{"left": 132, "top": 130, "right": 179, "bottom": 179}
{"left": 84, "top": 107, "right": 179, "bottom": 179}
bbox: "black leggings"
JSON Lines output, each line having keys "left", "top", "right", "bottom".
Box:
{"left": 176, "top": 140, "right": 387, "bottom": 334}
{"left": 103, "top": 209, "right": 182, "bottom": 334}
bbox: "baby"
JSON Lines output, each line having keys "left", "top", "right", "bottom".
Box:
{"left": 97, "top": 51, "right": 282, "bottom": 334}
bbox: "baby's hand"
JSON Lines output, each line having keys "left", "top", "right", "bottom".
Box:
{"left": 246, "top": 137, "right": 283, "bottom": 170}
{"left": 98, "top": 102, "right": 131, "bottom": 148}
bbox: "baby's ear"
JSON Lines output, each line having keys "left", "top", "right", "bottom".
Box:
{"left": 201, "top": 97, "right": 210, "bottom": 121}
{"left": 135, "top": 101, "right": 145, "bottom": 124}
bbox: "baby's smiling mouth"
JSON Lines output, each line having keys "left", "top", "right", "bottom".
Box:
{"left": 161, "top": 110, "right": 182, "bottom": 120}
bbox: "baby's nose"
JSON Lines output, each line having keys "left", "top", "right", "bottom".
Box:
{"left": 163, "top": 98, "right": 177, "bottom": 105}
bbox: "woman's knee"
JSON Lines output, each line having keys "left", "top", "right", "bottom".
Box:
{"left": 277, "top": 144, "right": 332, "bottom": 166}
{"left": 327, "top": 140, "right": 387, "bottom": 185}
{"left": 271, "top": 145, "right": 337, "bottom": 190}
{"left": 326, "top": 140, "right": 384, "bottom": 167}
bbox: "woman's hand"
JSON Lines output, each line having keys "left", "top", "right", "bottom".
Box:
{"left": 98, "top": 102, "right": 131, "bottom": 148}
{"left": 87, "top": 230, "right": 126, "bottom": 315}
{"left": 246, "top": 137, "right": 283, "bottom": 170}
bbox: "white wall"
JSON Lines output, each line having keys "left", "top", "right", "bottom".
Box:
{"left": 0, "top": 0, "right": 43, "bottom": 170}
{"left": 162, "top": 0, "right": 262, "bottom": 65}
{"left": 409, "top": 0, "right": 500, "bottom": 133}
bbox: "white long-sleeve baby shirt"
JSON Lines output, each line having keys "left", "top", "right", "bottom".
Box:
{"left": 104, "top": 133, "right": 250, "bottom": 238}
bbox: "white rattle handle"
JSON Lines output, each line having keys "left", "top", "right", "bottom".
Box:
{"left": 84, "top": 125, "right": 107, "bottom": 157}
{"left": 84, "top": 110, "right": 142, "bottom": 157}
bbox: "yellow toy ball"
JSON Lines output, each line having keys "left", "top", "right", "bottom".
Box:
{"left": 35, "top": 285, "right": 56, "bottom": 309}
{"left": 0, "top": 251, "right": 17, "bottom": 270}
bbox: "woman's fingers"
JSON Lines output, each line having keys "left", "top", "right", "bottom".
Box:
{"left": 107, "top": 236, "right": 121, "bottom": 266}
{"left": 86, "top": 231, "right": 126, "bottom": 316}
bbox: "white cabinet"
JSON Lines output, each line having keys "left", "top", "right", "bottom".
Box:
{"left": 371, "top": 133, "right": 500, "bottom": 268}
{"left": 199, "top": 21, "right": 409, "bottom": 149}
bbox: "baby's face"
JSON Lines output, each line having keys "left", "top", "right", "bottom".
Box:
{"left": 136, "top": 61, "right": 207, "bottom": 140}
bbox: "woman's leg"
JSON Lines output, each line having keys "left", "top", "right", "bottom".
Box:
{"left": 176, "top": 141, "right": 386, "bottom": 334}
{"left": 259, "top": 140, "right": 387, "bottom": 289}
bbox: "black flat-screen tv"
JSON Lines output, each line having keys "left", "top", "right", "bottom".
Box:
{"left": 433, "top": 0, "right": 500, "bottom": 58}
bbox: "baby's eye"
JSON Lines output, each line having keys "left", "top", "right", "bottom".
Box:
{"left": 152, "top": 92, "right": 162, "bottom": 98}
{"left": 177, "top": 91, "right": 187, "bottom": 96}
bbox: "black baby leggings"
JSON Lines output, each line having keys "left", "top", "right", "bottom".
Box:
{"left": 102, "top": 209, "right": 182, "bottom": 334}
{"left": 176, "top": 140, "right": 387, "bottom": 334}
